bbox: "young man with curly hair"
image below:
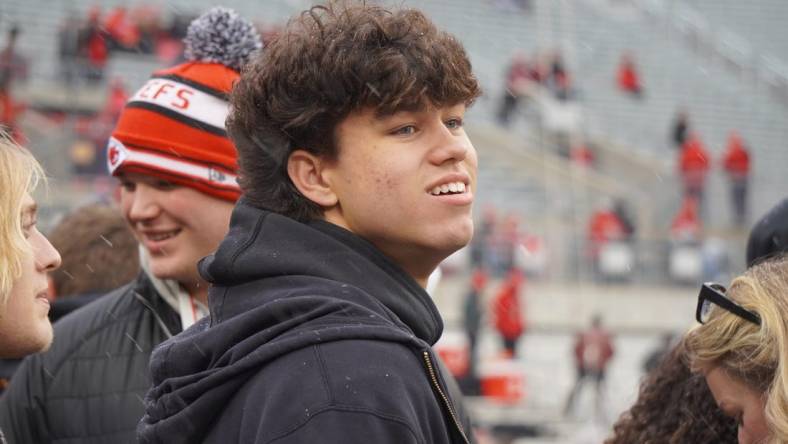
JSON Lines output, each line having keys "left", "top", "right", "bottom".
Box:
{"left": 139, "top": 2, "right": 481, "bottom": 443}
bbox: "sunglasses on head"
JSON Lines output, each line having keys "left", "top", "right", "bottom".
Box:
{"left": 696, "top": 282, "right": 761, "bottom": 326}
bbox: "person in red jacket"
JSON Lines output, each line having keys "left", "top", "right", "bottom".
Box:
{"left": 80, "top": 8, "right": 108, "bottom": 83}
{"left": 679, "top": 132, "right": 710, "bottom": 211}
{"left": 616, "top": 52, "right": 642, "bottom": 97}
{"left": 587, "top": 199, "right": 626, "bottom": 274}
{"left": 492, "top": 269, "right": 525, "bottom": 358}
{"left": 671, "top": 196, "right": 702, "bottom": 242}
{"left": 722, "top": 131, "right": 751, "bottom": 226}
{"left": 564, "top": 315, "right": 615, "bottom": 418}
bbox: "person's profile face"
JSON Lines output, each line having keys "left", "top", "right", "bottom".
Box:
{"left": 321, "top": 102, "right": 477, "bottom": 283}
{"left": 117, "top": 173, "right": 234, "bottom": 289}
{"left": 0, "top": 193, "right": 61, "bottom": 358}
{"left": 704, "top": 366, "right": 770, "bottom": 444}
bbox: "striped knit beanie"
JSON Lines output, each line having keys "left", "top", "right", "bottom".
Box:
{"left": 107, "top": 7, "right": 261, "bottom": 201}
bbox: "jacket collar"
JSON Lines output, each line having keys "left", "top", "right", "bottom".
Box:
{"left": 200, "top": 200, "right": 444, "bottom": 344}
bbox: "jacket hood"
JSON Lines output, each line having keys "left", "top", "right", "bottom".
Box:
{"left": 200, "top": 199, "right": 442, "bottom": 341}
{"left": 138, "top": 200, "right": 444, "bottom": 442}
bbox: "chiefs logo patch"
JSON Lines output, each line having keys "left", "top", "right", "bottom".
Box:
{"left": 106, "top": 137, "right": 128, "bottom": 173}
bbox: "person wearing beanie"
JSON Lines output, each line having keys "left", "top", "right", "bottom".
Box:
{"left": 0, "top": 8, "right": 260, "bottom": 444}
{"left": 746, "top": 197, "right": 788, "bottom": 267}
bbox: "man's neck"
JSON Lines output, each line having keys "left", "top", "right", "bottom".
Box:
{"left": 184, "top": 281, "right": 209, "bottom": 305}
{"left": 317, "top": 214, "right": 442, "bottom": 290}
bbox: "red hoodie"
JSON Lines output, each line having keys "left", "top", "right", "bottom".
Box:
{"left": 722, "top": 132, "right": 750, "bottom": 177}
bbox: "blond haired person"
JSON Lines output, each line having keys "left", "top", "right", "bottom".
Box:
{"left": 685, "top": 256, "right": 788, "bottom": 444}
{"left": 0, "top": 138, "right": 61, "bottom": 442}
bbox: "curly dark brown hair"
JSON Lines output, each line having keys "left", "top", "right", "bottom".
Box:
{"left": 605, "top": 343, "right": 737, "bottom": 444}
{"left": 227, "top": 1, "right": 481, "bottom": 221}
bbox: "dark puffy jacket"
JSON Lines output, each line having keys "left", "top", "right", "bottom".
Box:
{"left": 138, "top": 202, "right": 475, "bottom": 444}
{"left": 0, "top": 273, "right": 180, "bottom": 444}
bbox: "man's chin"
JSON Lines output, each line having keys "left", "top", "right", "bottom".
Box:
{"left": 443, "top": 227, "right": 474, "bottom": 253}
{"left": 148, "top": 262, "right": 178, "bottom": 282}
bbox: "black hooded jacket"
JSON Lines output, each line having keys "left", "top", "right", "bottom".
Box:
{"left": 138, "top": 201, "right": 474, "bottom": 444}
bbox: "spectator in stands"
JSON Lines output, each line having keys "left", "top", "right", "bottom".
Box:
{"left": 570, "top": 142, "right": 595, "bottom": 168}
{"left": 0, "top": 25, "right": 29, "bottom": 142}
{"left": 722, "top": 131, "right": 751, "bottom": 227}
{"left": 548, "top": 51, "right": 572, "bottom": 100}
{"left": 747, "top": 197, "right": 788, "bottom": 267}
{"left": 671, "top": 108, "right": 690, "bottom": 150}
{"left": 671, "top": 196, "right": 702, "bottom": 242}
{"left": 462, "top": 266, "right": 488, "bottom": 391}
{"left": 0, "top": 86, "right": 24, "bottom": 143}
{"left": 0, "top": 25, "right": 29, "bottom": 92}
{"left": 494, "top": 213, "right": 522, "bottom": 275}
{"left": 470, "top": 205, "right": 497, "bottom": 268}
{"left": 103, "top": 77, "right": 129, "bottom": 122}
{"left": 492, "top": 269, "right": 525, "bottom": 358}
{"left": 131, "top": 4, "right": 163, "bottom": 55}
{"left": 79, "top": 7, "right": 109, "bottom": 83}
{"left": 46, "top": 203, "right": 139, "bottom": 322}
{"left": 104, "top": 6, "right": 141, "bottom": 52}
{"left": 587, "top": 198, "right": 626, "bottom": 269}
{"left": 616, "top": 52, "right": 642, "bottom": 98}
{"left": 613, "top": 198, "right": 635, "bottom": 241}
{"left": 58, "top": 15, "right": 83, "bottom": 84}
{"left": 564, "top": 315, "right": 615, "bottom": 418}
{"left": 497, "top": 51, "right": 532, "bottom": 126}
{"left": 0, "top": 8, "right": 261, "bottom": 444}
{"left": 0, "top": 137, "right": 61, "bottom": 399}
{"left": 685, "top": 258, "right": 788, "bottom": 444}
{"left": 605, "top": 344, "right": 737, "bottom": 444}
{"left": 493, "top": 0, "right": 532, "bottom": 13}
{"left": 679, "top": 132, "right": 710, "bottom": 210}
{"left": 69, "top": 78, "right": 130, "bottom": 180}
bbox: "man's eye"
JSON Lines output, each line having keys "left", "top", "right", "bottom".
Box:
{"left": 22, "top": 222, "right": 36, "bottom": 239}
{"left": 155, "top": 180, "right": 177, "bottom": 190}
{"left": 392, "top": 125, "right": 416, "bottom": 136}
{"left": 445, "top": 118, "right": 463, "bottom": 129}
{"left": 120, "top": 181, "right": 136, "bottom": 192}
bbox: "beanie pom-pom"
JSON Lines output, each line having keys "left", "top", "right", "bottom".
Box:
{"left": 184, "top": 6, "right": 262, "bottom": 71}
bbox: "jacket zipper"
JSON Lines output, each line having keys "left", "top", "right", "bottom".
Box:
{"left": 422, "top": 351, "right": 471, "bottom": 444}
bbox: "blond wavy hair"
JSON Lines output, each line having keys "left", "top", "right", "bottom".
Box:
{"left": 684, "top": 256, "right": 788, "bottom": 444}
{"left": 0, "top": 134, "right": 45, "bottom": 307}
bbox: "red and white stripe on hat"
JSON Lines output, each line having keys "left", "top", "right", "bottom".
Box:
{"left": 107, "top": 137, "right": 239, "bottom": 190}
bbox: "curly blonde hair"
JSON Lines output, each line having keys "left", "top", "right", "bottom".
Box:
{"left": 684, "top": 256, "right": 788, "bottom": 444}
{"left": 0, "top": 134, "right": 45, "bottom": 307}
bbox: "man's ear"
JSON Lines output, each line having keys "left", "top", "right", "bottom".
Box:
{"left": 287, "top": 150, "right": 338, "bottom": 207}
